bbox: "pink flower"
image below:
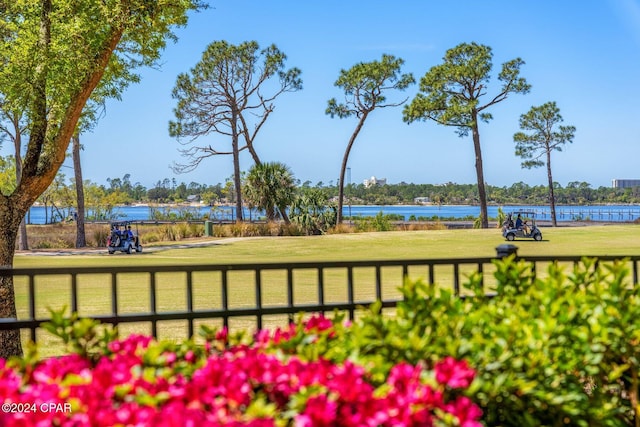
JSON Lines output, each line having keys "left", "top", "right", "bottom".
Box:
{"left": 108, "top": 334, "right": 152, "bottom": 354}
{"left": 0, "top": 322, "right": 484, "bottom": 427}
{"left": 434, "top": 357, "right": 475, "bottom": 389}
{"left": 31, "top": 354, "right": 91, "bottom": 383}
{"left": 304, "top": 314, "right": 334, "bottom": 333}
{"left": 215, "top": 327, "right": 229, "bottom": 344}
{"left": 445, "top": 396, "right": 483, "bottom": 427}
{"left": 0, "top": 358, "right": 21, "bottom": 398}
{"left": 296, "top": 394, "right": 338, "bottom": 426}
{"left": 184, "top": 350, "right": 196, "bottom": 363}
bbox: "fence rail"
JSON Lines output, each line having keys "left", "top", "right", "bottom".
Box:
{"left": 1, "top": 250, "right": 639, "bottom": 345}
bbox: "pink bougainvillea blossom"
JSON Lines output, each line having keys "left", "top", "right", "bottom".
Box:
{"left": 0, "top": 316, "right": 482, "bottom": 427}
{"left": 435, "top": 356, "right": 476, "bottom": 389}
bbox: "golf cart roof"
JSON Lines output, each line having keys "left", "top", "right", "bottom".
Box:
{"left": 109, "top": 220, "right": 136, "bottom": 226}
{"left": 511, "top": 211, "right": 536, "bottom": 216}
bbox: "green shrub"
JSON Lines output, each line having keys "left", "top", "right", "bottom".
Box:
{"left": 354, "top": 211, "right": 392, "bottom": 232}
{"left": 18, "top": 256, "right": 640, "bottom": 426}
{"left": 290, "top": 188, "right": 337, "bottom": 235}
{"left": 387, "top": 258, "right": 638, "bottom": 425}
{"left": 496, "top": 207, "right": 506, "bottom": 228}
{"left": 264, "top": 257, "right": 640, "bottom": 426}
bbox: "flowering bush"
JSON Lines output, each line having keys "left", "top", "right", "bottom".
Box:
{"left": 0, "top": 315, "right": 481, "bottom": 426}
{"left": 6, "top": 257, "right": 639, "bottom": 425}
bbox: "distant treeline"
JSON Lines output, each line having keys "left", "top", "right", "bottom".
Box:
{"left": 99, "top": 176, "right": 639, "bottom": 206}
{"left": 334, "top": 181, "right": 640, "bottom": 206}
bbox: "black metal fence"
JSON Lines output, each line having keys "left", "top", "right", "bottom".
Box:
{"left": 1, "top": 249, "right": 639, "bottom": 345}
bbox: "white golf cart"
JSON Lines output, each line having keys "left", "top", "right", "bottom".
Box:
{"left": 501, "top": 211, "right": 543, "bottom": 241}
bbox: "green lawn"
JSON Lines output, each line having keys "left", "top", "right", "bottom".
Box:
{"left": 15, "top": 224, "right": 640, "bottom": 268}
{"left": 11, "top": 225, "right": 640, "bottom": 356}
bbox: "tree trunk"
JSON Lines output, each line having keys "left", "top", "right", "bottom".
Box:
{"left": 546, "top": 149, "right": 557, "bottom": 227}
{"left": 13, "top": 123, "right": 29, "bottom": 251}
{"left": 471, "top": 113, "right": 489, "bottom": 228}
{"left": 18, "top": 219, "right": 28, "bottom": 251}
{"left": 337, "top": 113, "right": 368, "bottom": 224}
{"left": 247, "top": 144, "right": 261, "bottom": 166}
{"left": 279, "top": 209, "right": 290, "bottom": 224}
{"left": 266, "top": 206, "right": 276, "bottom": 221}
{"left": 231, "top": 120, "right": 243, "bottom": 221}
{"left": 72, "top": 135, "right": 87, "bottom": 247}
{"left": 0, "top": 203, "right": 26, "bottom": 359}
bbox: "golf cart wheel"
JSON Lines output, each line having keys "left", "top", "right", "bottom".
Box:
{"left": 534, "top": 233, "right": 542, "bottom": 241}
{"left": 506, "top": 233, "right": 515, "bottom": 241}
{"left": 126, "top": 245, "right": 132, "bottom": 254}
{"left": 108, "top": 250, "right": 114, "bottom": 254}
{"left": 136, "top": 246, "right": 143, "bottom": 253}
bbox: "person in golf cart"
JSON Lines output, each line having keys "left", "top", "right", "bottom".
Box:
{"left": 109, "top": 224, "right": 122, "bottom": 247}
{"left": 107, "top": 221, "right": 142, "bottom": 254}
{"left": 515, "top": 214, "right": 530, "bottom": 234}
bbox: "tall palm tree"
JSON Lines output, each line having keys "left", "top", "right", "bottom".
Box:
{"left": 244, "top": 162, "right": 295, "bottom": 223}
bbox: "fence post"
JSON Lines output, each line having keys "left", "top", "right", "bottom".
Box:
{"left": 496, "top": 244, "right": 518, "bottom": 258}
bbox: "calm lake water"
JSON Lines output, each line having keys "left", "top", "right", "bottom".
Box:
{"left": 26, "top": 204, "right": 640, "bottom": 225}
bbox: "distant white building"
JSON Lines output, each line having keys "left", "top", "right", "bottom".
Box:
{"left": 414, "top": 197, "right": 430, "bottom": 204}
{"left": 363, "top": 176, "right": 387, "bottom": 188}
{"left": 612, "top": 179, "right": 640, "bottom": 189}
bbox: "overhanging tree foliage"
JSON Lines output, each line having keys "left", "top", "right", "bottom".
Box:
{"left": 169, "top": 41, "right": 302, "bottom": 221}
{"left": 403, "top": 42, "right": 530, "bottom": 228}
{"left": 0, "top": 0, "right": 204, "bottom": 359}
{"left": 326, "top": 54, "right": 414, "bottom": 224}
{"left": 0, "top": 107, "right": 29, "bottom": 250}
{"left": 72, "top": 85, "right": 130, "bottom": 248}
{"left": 514, "top": 102, "right": 575, "bottom": 226}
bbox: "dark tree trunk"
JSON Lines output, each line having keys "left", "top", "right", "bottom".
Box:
{"left": 13, "top": 120, "right": 29, "bottom": 251}
{"left": 73, "top": 135, "right": 87, "bottom": 247}
{"left": 471, "top": 113, "right": 489, "bottom": 228}
{"left": 266, "top": 206, "right": 276, "bottom": 221}
{"left": 547, "top": 149, "right": 557, "bottom": 227}
{"left": 231, "top": 117, "right": 243, "bottom": 221}
{"left": 337, "top": 113, "right": 368, "bottom": 224}
{"left": 0, "top": 203, "right": 26, "bottom": 359}
{"left": 279, "top": 209, "right": 290, "bottom": 224}
{"left": 18, "top": 219, "right": 28, "bottom": 251}
{"left": 247, "top": 144, "right": 261, "bottom": 166}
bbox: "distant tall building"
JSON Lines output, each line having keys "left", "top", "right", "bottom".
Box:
{"left": 363, "top": 176, "right": 387, "bottom": 188}
{"left": 612, "top": 179, "right": 640, "bottom": 189}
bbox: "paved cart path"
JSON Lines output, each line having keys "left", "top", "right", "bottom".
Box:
{"left": 14, "top": 237, "right": 255, "bottom": 256}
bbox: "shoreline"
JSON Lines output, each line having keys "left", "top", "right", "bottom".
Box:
{"left": 25, "top": 203, "right": 640, "bottom": 226}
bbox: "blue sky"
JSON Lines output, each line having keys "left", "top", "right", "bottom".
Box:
{"left": 69, "top": 0, "right": 640, "bottom": 189}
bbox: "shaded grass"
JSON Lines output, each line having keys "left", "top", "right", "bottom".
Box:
{"left": 12, "top": 225, "right": 640, "bottom": 356}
